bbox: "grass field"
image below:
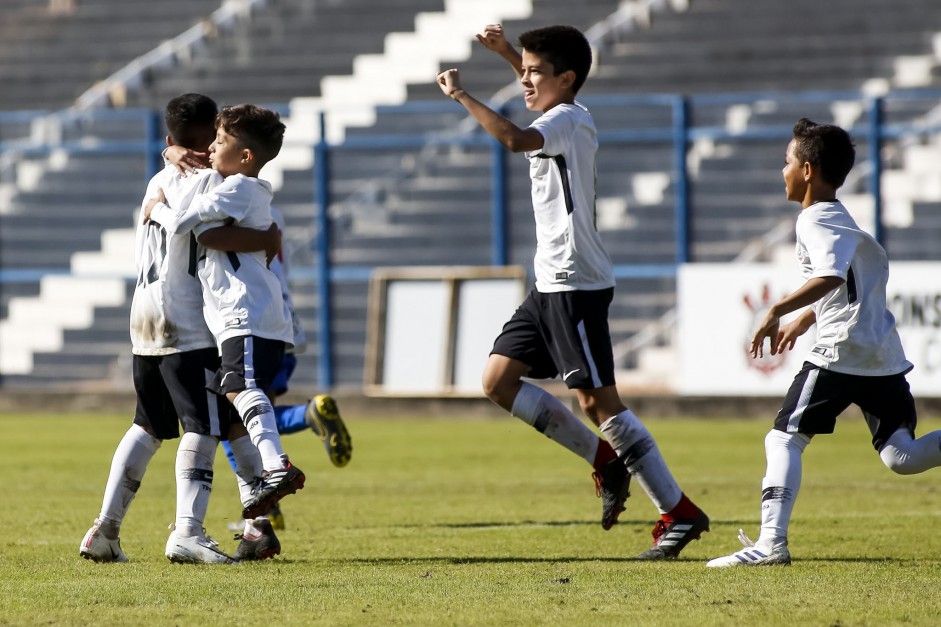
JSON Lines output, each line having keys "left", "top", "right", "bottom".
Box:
{"left": 5, "top": 410, "right": 941, "bottom": 626}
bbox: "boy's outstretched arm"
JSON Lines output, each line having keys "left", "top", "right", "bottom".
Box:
{"left": 475, "top": 24, "right": 523, "bottom": 78}
{"left": 750, "top": 276, "right": 844, "bottom": 357}
{"left": 437, "top": 68, "right": 543, "bottom": 153}
{"left": 199, "top": 223, "right": 281, "bottom": 267}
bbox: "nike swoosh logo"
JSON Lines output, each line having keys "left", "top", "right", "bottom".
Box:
{"left": 562, "top": 369, "right": 580, "bottom": 381}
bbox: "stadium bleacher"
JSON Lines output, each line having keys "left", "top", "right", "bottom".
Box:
{"left": 1, "top": 0, "right": 940, "bottom": 390}
{"left": 0, "top": 0, "right": 222, "bottom": 111}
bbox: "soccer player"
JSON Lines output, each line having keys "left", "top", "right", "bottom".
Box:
{"left": 218, "top": 207, "right": 352, "bottom": 530}
{"left": 80, "top": 94, "right": 280, "bottom": 564}
{"left": 437, "top": 24, "right": 709, "bottom": 559}
{"left": 176, "top": 154, "right": 353, "bottom": 530}
{"left": 706, "top": 118, "right": 941, "bottom": 567}
{"left": 145, "top": 104, "right": 307, "bottom": 527}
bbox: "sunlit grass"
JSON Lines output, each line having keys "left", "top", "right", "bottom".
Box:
{"left": 4, "top": 412, "right": 941, "bottom": 625}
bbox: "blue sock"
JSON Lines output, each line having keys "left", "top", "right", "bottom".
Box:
{"left": 275, "top": 403, "right": 309, "bottom": 435}
{"left": 221, "top": 439, "right": 237, "bottom": 473}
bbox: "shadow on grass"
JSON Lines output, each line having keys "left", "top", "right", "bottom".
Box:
{"left": 397, "top": 518, "right": 761, "bottom": 529}
{"left": 343, "top": 556, "right": 685, "bottom": 564}
{"left": 265, "top": 555, "right": 940, "bottom": 567}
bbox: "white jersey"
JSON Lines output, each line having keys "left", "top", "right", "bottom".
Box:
{"left": 149, "top": 173, "right": 293, "bottom": 347}
{"left": 796, "top": 200, "right": 911, "bottom": 376}
{"left": 130, "top": 166, "right": 218, "bottom": 355}
{"left": 525, "top": 102, "right": 615, "bottom": 293}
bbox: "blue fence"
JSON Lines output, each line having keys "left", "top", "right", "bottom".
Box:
{"left": 2, "top": 88, "right": 941, "bottom": 387}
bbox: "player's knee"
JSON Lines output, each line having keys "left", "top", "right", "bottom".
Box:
{"left": 879, "top": 445, "right": 919, "bottom": 475}
{"left": 481, "top": 370, "right": 512, "bottom": 407}
{"left": 878, "top": 429, "right": 925, "bottom": 475}
{"left": 765, "top": 429, "right": 811, "bottom": 454}
{"left": 133, "top": 422, "right": 161, "bottom": 442}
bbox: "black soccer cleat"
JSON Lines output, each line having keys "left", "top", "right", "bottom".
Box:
{"left": 592, "top": 457, "right": 631, "bottom": 530}
{"left": 234, "top": 517, "right": 282, "bottom": 561}
{"left": 305, "top": 395, "right": 352, "bottom": 468}
{"left": 241, "top": 462, "right": 306, "bottom": 520}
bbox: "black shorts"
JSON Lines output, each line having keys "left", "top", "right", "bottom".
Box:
{"left": 774, "top": 361, "right": 917, "bottom": 450}
{"left": 490, "top": 287, "right": 616, "bottom": 390}
{"left": 211, "top": 335, "right": 285, "bottom": 396}
{"left": 133, "top": 348, "right": 237, "bottom": 440}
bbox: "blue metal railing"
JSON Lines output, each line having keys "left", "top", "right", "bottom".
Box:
{"left": 2, "top": 88, "right": 941, "bottom": 387}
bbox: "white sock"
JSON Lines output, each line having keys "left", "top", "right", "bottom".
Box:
{"left": 233, "top": 388, "right": 287, "bottom": 471}
{"left": 599, "top": 409, "right": 682, "bottom": 514}
{"left": 243, "top": 517, "right": 267, "bottom": 536}
{"left": 510, "top": 382, "right": 600, "bottom": 465}
{"left": 879, "top": 427, "right": 941, "bottom": 474}
{"left": 99, "top": 424, "right": 161, "bottom": 531}
{"left": 229, "top": 434, "right": 264, "bottom": 506}
{"left": 758, "top": 429, "right": 811, "bottom": 548}
{"left": 174, "top": 432, "right": 217, "bottom": 537}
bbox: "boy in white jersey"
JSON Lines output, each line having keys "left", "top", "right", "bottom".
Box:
{"left": 707, "top": 118, "right": 941, "bottom": 567}
{"left": 146, "top": 104, "right": 306, "bottom": 522}
{"left": 80, "top": 94, "right": 281, "bottom": 564}
{"left": 437, "top": 24, "right": 708, "bottom": 559}
{"left": 215, "top": 206, "right": 352, "bottom": 531}
{"left": 171, "top": 153, "right": 353, "bottom": 532}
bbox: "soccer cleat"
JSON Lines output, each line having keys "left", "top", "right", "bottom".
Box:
{"left": 234, "top": 517, "right": 281, "bottom": 561}
{"left": 592, "top": 458, "right": 631, "bottom": 530}
{"left": 706, "top": 529, "right": 791, "bottom": 567}
{"left": 305, "top": 395, "right": 352, "bottom": 467}
{"left": 635, "top": 510, "right": 710, "bottom": 560}
{"left": 241, "top": 462, "right": 306, "bottom": 520}
{"left": 165, "top": 528, "right": 238, "bottom": 564}
{"left": 80, "top": 519, "right": 129, "bottom": 563}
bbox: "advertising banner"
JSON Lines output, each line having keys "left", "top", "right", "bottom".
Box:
{"left": 677, "top": 262, "right": 941, "bottom": 396}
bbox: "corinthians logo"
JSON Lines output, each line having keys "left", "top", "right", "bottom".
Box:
{"left": 743, "top": 283, "right": 789, "bottom": 375}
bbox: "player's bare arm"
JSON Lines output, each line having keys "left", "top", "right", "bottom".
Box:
{"left": 199, "top": 223, "right": 281, "bottom": 267}
{"left": 164, "top": 145, "right": 210, "bottom": 176}
{"left": 475, "top": 24, "right": 523, "bottom": 78}
{"left": 436, "top": 68, "right": 543, "bottom": 153}
{"left": 750, "top": 276, "right": 844, "bottom": 357}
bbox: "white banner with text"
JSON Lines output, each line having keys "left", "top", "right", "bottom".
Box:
{"left": 677, "top": 262, "right": 941, "bottom": 396}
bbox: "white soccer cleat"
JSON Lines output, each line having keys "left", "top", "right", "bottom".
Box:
{"left": 706, "top": 529, "right": 791, "bottom": 567}
{"left": 80, "top": 519, "right": 129, "bottom": 563}
{"left": 165, "top": 528, "right": 238, "bottom": 565}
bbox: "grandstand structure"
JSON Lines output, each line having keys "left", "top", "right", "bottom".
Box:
{"left": 1, "top": 0, "right": 940, "bottom": 393}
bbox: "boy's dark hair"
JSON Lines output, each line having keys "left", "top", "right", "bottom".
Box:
{"left": 518, "top": 25, "right": 592, "bottom": 94}
{"left": 792, "top": 117, "right": 856, "bottom": 189}
{"left": 216, "top": 104, "right": 285, "bottom": 164}
{"left": 165, "top": 93, "right": 218, "bottom": 149}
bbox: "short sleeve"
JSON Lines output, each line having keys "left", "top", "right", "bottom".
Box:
{"left": 528, "top": 105, "right": 578, "bottom": 157}
{"left": 797, "top": 216, "right": 857, "bottom": 280}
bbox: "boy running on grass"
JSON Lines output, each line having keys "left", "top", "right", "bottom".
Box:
{"left": 707, "top": 118, "right": 941, "bottom": 567}
{"left": 437, "top": 24, "right": 708, "bottom": 559}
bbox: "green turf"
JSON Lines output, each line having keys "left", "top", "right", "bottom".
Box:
{"left": 4, "top": 411, "right": 941, "bottom": 625}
